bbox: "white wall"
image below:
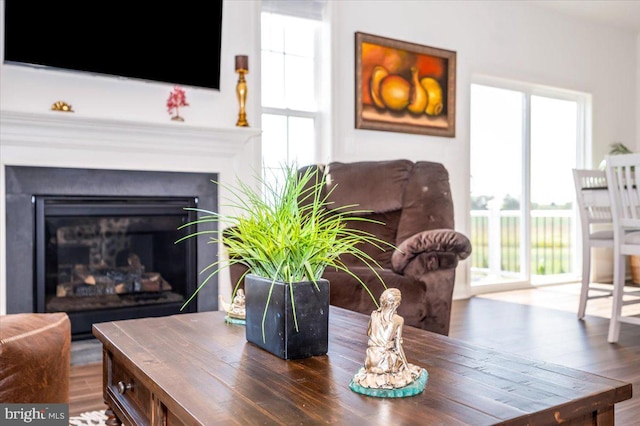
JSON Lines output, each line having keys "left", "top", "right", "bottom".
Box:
{"left": 0, "top": 1, "right": 261, "bottom": 129}
{"left": 637, "top": 33, "right": 640, "bottom": 151}
{"left": 330, "top": 0, "right": 638, "bottom": 297}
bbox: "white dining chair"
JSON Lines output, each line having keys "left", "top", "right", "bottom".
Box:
{"left": 604, "top": 153, "right": 640, "bottom": 343}
{"left": 572, "top": 169, "right": 614, "bottom": 319}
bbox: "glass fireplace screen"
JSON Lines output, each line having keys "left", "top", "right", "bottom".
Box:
{"left": 35, "top": 196, "right": 197, "bottom": 314}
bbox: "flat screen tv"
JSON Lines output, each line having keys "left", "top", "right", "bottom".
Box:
{"left": 3, "top": 1, "right": 223, "bottom": 90}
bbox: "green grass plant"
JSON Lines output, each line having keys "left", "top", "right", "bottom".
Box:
{"left": 176, "top": 164, "right": 394, "bottom": 340}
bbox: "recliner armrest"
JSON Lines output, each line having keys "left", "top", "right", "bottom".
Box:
{"left": 391, "top": 229, "right": 472, "bottom": 276}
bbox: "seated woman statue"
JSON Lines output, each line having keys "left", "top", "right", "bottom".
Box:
{"left": 352, "top": 288, "right": 422, "bottom": 389}
{"left": 219, "top": 289, "right": 246, "bottom": 320}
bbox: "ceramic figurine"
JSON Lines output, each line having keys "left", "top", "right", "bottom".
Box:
{"left": 350, "top": 288, "right": 427, "bottom": 397}
{"left": 219, "top": 289, "right": 246, "bottom": 324}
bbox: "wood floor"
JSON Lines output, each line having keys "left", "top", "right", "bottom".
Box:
{"left": 69, "top": 362, "right": 107, "bottom": 417}
{"left": 70, "top": 282, "right": 640, "bottom": 423}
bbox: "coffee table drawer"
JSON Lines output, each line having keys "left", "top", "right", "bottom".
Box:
{"left": 106, "top": 354, "right": 151, "bottom": 423}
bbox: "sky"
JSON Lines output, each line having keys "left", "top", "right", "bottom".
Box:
{"left": 470, "top": 84, "right": 577, "bottom": 207}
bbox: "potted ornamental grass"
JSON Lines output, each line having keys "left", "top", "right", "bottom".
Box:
{"left": 176, "top": 164, "right": 394, "bottom": 359}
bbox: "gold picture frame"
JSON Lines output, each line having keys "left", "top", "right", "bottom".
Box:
{"left": 355, "top": 32, "right": 456, "bottom": 137}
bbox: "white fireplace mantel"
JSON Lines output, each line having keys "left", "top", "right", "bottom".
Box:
{"left": 1, "top": 110, "right": 261, "bottom": 161}
{"left": 0, "top": 110, "right": 262, "bottom": 314}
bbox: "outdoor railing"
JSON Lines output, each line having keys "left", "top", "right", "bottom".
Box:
{"left": 471, "top": 209, "right": 574, "bottom": 277}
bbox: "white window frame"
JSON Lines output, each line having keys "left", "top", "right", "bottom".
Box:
{"left": 259, "top": 6, "right": 328, "bottom": 173}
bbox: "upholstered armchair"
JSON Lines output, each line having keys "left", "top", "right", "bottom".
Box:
{"left": 0, "top": 312, "right": 71, "bottom": 403}
{"left": 229, "top": 159, "right": 471, "bottom": 336}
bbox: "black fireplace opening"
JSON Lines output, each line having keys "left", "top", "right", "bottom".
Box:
{"left": 35, "top": 195, "right": 198, "bottom": 338}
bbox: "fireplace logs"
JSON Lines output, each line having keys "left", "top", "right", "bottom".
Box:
{"left": 56, "top": 261, "right": 173, "bottom": 298}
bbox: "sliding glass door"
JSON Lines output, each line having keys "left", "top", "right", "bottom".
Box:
{"left": 470, "top": 85, "right": 525, "bottom": 284}
{"left": 530, "top": 95, "right": 580, "bottom": 282}
{"left": 470, "top": 79, "right": 588, "bottom": 291}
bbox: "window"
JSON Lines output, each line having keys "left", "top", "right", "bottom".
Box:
{"left": 470, "top": 78, "right": 590, "bottom": 292}
{"left": 260, "top": 1, "right": 326, "bottom": 189}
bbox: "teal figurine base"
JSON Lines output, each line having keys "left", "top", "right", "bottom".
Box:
{"left": 349, "top": 368, "right": 428, "bottom": 398}
{"left": 225, "top": 316, "right": 246, "bottom": 325}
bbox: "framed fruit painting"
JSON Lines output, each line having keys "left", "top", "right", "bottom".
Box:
{"left": 355, "top": 32, "right": 456, "bottom": 137}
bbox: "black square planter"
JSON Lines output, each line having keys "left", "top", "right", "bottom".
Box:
{"left": 244, "top": 274, "right": 329, "bottom": 359}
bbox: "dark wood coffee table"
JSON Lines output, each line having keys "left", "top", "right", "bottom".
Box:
{"left": 93, "top": 307, "right": 632, "bottom": 425}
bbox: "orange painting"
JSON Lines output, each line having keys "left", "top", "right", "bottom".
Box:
{"left": 355, "top": 32, "right": 456, "bottom": 137}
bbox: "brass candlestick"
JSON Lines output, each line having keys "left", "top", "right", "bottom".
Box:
{"left": 235, "top": 55, "right": 249, "bottom": 127}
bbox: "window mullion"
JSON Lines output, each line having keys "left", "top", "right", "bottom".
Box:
{"left": 522, "top": 93, "right": 532, "bottom": 280}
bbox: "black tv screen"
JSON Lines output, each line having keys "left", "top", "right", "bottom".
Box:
{"left": 3, "top": 1, "right": 223, "bottom": 90}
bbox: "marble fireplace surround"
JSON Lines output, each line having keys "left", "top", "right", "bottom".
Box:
{"left": 0, "top": 110, "right": 261, "bottom": 315}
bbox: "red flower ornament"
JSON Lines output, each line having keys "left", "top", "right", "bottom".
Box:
{"left": 167, "top": 86, "right": 189, "bottom": 121}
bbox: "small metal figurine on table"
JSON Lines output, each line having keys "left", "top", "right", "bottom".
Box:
{"left": 350, "top": 288, "right": 428, "bottom": 397}
{"left": 219, "top": 289, "right": 246, "bottom": 325}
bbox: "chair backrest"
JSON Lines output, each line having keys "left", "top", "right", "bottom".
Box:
{"left": 605, "top": 153, "right": 640, "bottom": 232}
{"left": 572, "top": 169, "right": 612, "bottom": 236}
{"left": 298, "top": 160, "right": 455, "bottom": 269}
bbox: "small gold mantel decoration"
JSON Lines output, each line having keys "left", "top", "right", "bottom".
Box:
{"left": 219, "top": 288, "right": 246, "bottom": 324}
{"left": 51, "top": 101, "right": 74, "bottom": 112}
{"left": 350, "top": 288, "right": 428, "bottom": 397}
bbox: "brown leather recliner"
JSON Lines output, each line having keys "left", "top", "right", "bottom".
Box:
{"left": 229, "top": 159, "right": 472, "bottom": 336}
{"left": 0, "top": 312, "right": 71, "bottom": 403}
